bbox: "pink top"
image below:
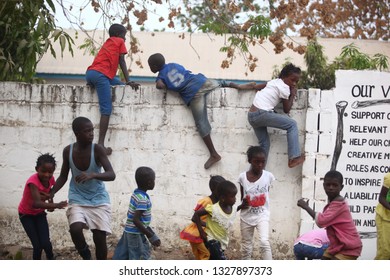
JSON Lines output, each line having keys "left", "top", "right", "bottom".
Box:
{"left": 87, "top": 37, "right": 127, "bottom": 79}
{"left": 18, "top": 173, "right": 55, "bottom": 215}
{"left": 294, "top": 229, "right": 329, "bottom": 248}
{"left": 315, "top": 200, "right": 362, "bottom": 257}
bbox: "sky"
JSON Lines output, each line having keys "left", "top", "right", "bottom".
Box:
{"left": 53, "top": 0, "right": 181, "bottom": 31}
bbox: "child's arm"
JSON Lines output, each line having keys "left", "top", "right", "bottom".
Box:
{"left": 75, "top": 144, "right": 116, "bottom": 184}
{"left": 156, "top": 79, "right": 166, "bottom": 90}
{"left": 237, "top": 184, "right": 249, "bottom": 211}
{"left": 30, "top": 184, "right": 68, "bottom": 210}
{"left": 133, "top": 210, "right": 161, "bottom": 247}
{"left": 237, "top": 198, "right": 249, "bottom": 211}
{"left": 282, "top": 87, "right": 297, "bottom": 114}
{"left": 50, "top": 146, "right": 71, "bottom": 199}
{"left": 192, "top": 208, "right": 208, "bottom": 242}
{"left": 378, "top": 186, "right": 390, "bottom": 210}
{"left": 229, "top": 82, "right": 267, "bottom": 91}
{"left": 297, "top": 198, "right": 316, "bottom": 219}
{"left": 119, "top": 54, "right": 140, "bottom": 90}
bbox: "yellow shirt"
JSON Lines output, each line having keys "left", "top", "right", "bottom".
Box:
{"left": 376, "top": 172, "right": 390, "bottom": 221}
{"left": 205, "top": 202, "right": 236, "bottom": 250}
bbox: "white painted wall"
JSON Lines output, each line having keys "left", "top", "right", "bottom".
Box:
{"left": 0, "top": 82, "right": 307, "bottom": 259}
{"left": 36, "top": 30, "right": 390, "bottom": 83}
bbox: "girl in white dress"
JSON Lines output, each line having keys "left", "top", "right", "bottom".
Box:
{"left": 238, "top": 146, "right": 275, "bottom": 260}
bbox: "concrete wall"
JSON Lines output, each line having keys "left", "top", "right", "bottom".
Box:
{"left": 0, "top": 82, "right": 307, "bottom": 259}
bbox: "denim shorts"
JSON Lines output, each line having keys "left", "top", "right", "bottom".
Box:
{"left": 112, "top": 232, "right": 151, "bottom": 260}
{"left": 188, "top": 79, "right": 219, "bottom": 137}
{"left": 85, "top": 70, "right": 124, "bottom": 115}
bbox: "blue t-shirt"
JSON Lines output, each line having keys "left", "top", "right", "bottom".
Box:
{"left": 157, "top": 63, "right": 207, "bottom": 105}
{"left": 124, "top": 189, "right": 152, "bottom": 234}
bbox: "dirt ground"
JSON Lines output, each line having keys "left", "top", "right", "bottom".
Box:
{"left": 0, "top": 238, "right": 195, "bottom": 260}
{"left": 0, "top": 245, "right": 195, "bottom": 260}
{"left": 0, "top": 236, "right": 246, "bottom": 260}
{"left": 0, "top": 243, "right": 246, "bottom": 260}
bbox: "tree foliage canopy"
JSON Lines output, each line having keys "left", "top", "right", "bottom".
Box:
{"left": 58, "top": 0, "right": 389, "bottom": 73}
{"left": 0, "top": 0, "right": 74, "bottom": 82}
{"left": 1, "top": 0, "right": 388, "bottom": 82}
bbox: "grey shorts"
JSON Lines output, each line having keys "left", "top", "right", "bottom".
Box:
{"left": 189, "top": 79, "right": 220, "bottom": 137}
{"left": 66, "top": 204, "right": 112, "bottom": 234}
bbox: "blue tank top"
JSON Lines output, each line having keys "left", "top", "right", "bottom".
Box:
{"left": 68, "top": 143, "right": 110, "bottom": 205}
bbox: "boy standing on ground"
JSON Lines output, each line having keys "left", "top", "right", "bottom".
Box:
{"left": 50, "top": 117, "right": 116, "bottom": 260}
{"left": 113, "top": 166, "right": 161, "bottom": 260}
{"left": 86, "top": 24, "right": 140, "bottom": 155}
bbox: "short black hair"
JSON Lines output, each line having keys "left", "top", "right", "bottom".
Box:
{"left": 209, "top": 175, "right": 225, "bottom": 191}
{"left": 135, "top": 166, "right": 155, "bottom": 188}
{"left": 218, "top": 180, "right": 237, "bottom": 197}
{"left": 324, "top": 170, "right": 343, "bottom": 185}
{"left": 148, "top": 53, "right": 165, "bottom": 69}
{"left": 246, "top": 146, "right": 266, "bottom": 162}
{"left": 279, "top": 63, "right": 301, "bottom": 79}
{"left": 109, "top": 24, "right": 126, "bottom": 37}
{"left": 36, "top": 153, "right": 56, "bottom": 168}
{"left": 72, "top": 117, "right": 92, "bottom": 133}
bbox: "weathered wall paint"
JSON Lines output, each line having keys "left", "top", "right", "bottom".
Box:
{"left": 0, "top": 82, "right": 307, "bottom": 259}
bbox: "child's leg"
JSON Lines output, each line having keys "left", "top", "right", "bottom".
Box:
{"left": 92, "top": 229, "right": 107, "bottom": 260}
{"left": 98, "top": 115, "right": 112, "bottom": 154}
{"left": 19, "top": 213, "right": 43, "bottom": 260}
{"left": 126, "top": 233, "right": 151, "bottom": 260}
{"left": 69, "top": 222, "right": 92, "bottom": 260}
{"left": 202, "top": 135, "right": 221, "bottom": 169}
{"left": 86, "top": 70, "right": 113, "bottom": 155}
{"left": 248, "top": 110, "right": 270, "bottom": 156}
{"left": 190, "top": 242, "right": 210, "bottom": 260}
{"left": 240, "top": 220, "right": 255, "bottom": 260}
{"left": 293, "top": 243, "right": 306, "bottom": 260}
{"left": 35, "top": 212, "right": 54, "bottom": 260}
{"left": 248, "top": 109, "right": 304, "bottom": 167}
{"left": 375, "top": 213, "right": 390, "bottom": 259}
{"left": 257, "top": 220, "right": 272, "bottom": 260}
{"left": 189, "top": 89, "right": 221, "bottom": 169}
{"left": 112, "top": 232, "right": 128, "bottom": 260}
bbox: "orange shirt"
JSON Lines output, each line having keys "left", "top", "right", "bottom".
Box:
{"left": 87, "top": 37, "right": 127, "bottom": 79}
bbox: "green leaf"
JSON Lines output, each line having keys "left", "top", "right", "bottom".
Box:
{"left": 59, "top": 35, "right": 66, "bottom": 54}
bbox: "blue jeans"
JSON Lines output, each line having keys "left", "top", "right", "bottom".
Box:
{"left": 85, "top": 70, "right": 124, "bottom": 115}
{"left": 248, "top": 109, "right": 301, "bottom": 159}
{"left": 19, "top": 212, "right": 54, "bottom": 260}
{"left": 294, "top": 243, "right": 328, "bottom": 260}
{"left": 112, "top": 232, "right": 151, "bottom": 260}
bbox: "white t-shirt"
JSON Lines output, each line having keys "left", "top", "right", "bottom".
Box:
{"left": 252, "top": 78, "right": 290, "bottom": 111}
{"left": 238, "top": 170, "right": 275, "bottom": 225}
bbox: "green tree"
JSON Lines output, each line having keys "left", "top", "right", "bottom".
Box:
{"left": 0, "top": 0, "right": 74, "bottom": 82}
{"left": 298, "top": 40, "right": 389, "bottom": 90}
{"left": 55, "top": 0, "right": 389, "bottom": 73}
{"left": 298, "top": 39, "right": 335, "bottom": 90}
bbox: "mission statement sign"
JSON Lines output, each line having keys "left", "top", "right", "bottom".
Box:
{"left": 332, "top": 70, "right": 390, "bottom": 259}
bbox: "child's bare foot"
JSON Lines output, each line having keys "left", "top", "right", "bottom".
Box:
{"left": 103, "top": 147, "right": 112, "bottom": 156}
{"left": 288, "top": 154, "right": 305, "bottom": 168}
{"left": 204, "top": 154, "right": 221, "bottom": 169}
